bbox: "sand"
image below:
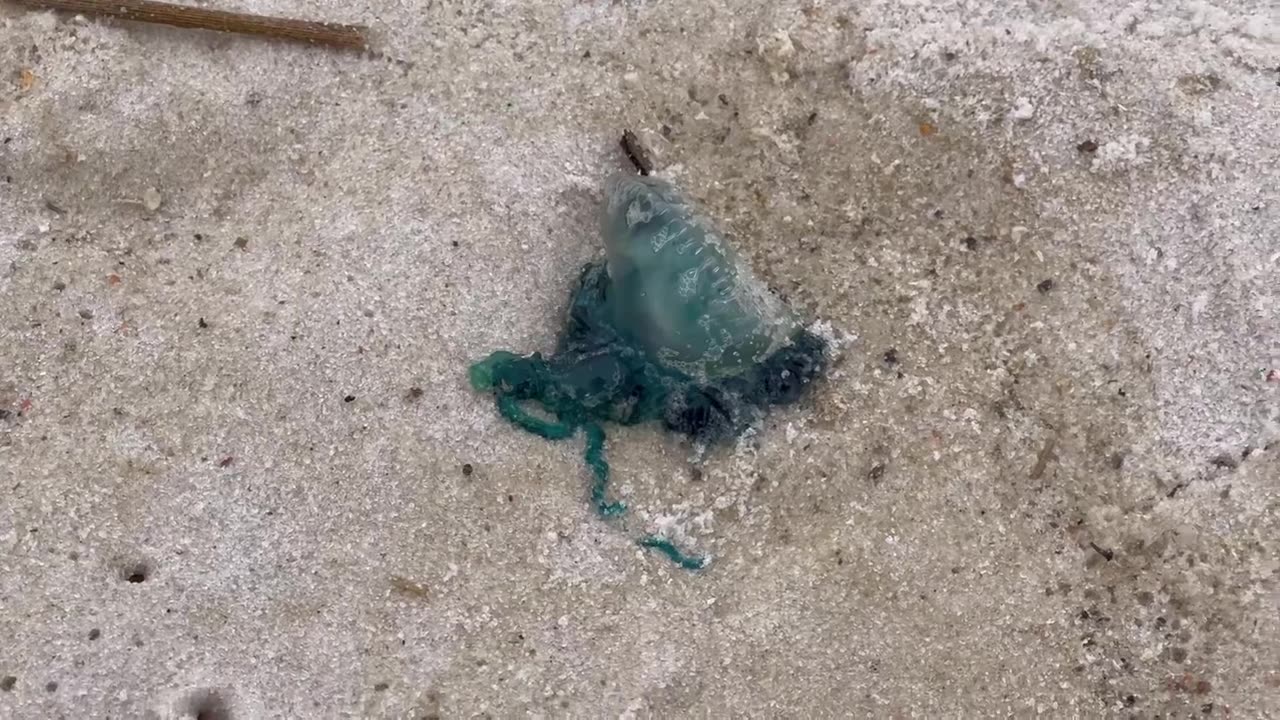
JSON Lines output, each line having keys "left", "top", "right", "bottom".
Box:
{"left": 1, "top": 0, "right": 1277, "bottom": 716}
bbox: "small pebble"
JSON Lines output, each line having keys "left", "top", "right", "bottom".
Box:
{"left": 1037, "top": 279, "right": 1055, "bottom": 293}
{"left": 142, "top": 187, "right": 162, "bottom": 212}
{"left": 1009, "top": 97, "right": 1036, "bottom": 121}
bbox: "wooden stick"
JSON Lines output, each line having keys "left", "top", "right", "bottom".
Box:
{"left": 9, "top": 0, "right": 368, "bottom": 50}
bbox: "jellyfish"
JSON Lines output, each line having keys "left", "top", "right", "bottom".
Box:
{"left": 469, "top": 173, "right": 828, "bottom": 569}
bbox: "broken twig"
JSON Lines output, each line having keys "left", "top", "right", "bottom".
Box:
{"left": 10, "top": 0, "right": 368, "bottom": 50}
{"left": 1088, "top": 541, "right": 1114, "bottom": 561}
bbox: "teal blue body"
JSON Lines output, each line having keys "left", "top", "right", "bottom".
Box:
{"left": 602, "top": 175, "right": 801, "bottom": 383}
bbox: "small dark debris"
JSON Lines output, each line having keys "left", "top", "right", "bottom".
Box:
{"left": 883, "top": 348, "right": 898, "bottom": 365}
{"left": 943, "top": 50, "right": 958, "bottom": 61}
{"left": 45, "top": 681, "right": 58, "bottom": 693}
{"left": 1124, "top": 694, "right": 1137, "bottom": 707}
{"left": 1202, "top": 703, "right": 1215, "bottom": 714}
{"left": 582, "top": 50, "right": 591, "bottom": 58}
{"left": 961, "top": 236, "right": 978, "bottom": 251}
{"left": 1109, "top": 452, "right": 1125, "bottom": 469}
{"left": 507, "top": 494, "right": 515, "bottom": 503}
{"left": 233, "top": 236, "right": 249, "bottom": 251}
{"left": 88, "top": 628, "right": 100, "bottom": 641}
{"left": 1167, "top": 482, "right": 1186, "bottom": 498}
{"left": 1077, "top": 140, "right": 1099, "bottom": 153}
{"left": 620, "top": 130, "right": 654, "bottom": 176}
{"left": 868, "top": 463, "right": 886, "bottom": 481}
{"left": 122, "top": 561, "right": 149, "bottom": 583}
{"left": 1209, "top": 453, "right": 1237, "bottom": 469}
{"left": 198, "top": 317, "right": 209, "bottom": 329}
{"left": 1036, "top": 278, "right": 1055, "bottom": 294}
{"left": 373, "top": 682, "right": 389, "bottom": 692}
{"left": 806, "top": 111, "right": 818, "bottom": 126}
{"left": 78, "top": 309, "right": 94, "bottom": 320}
{"left": 0, "top": 409, "right": 9, "bottom": 421}
{"left": 193, "top": 233, "right": 204, "bottom": 241}
{"left": 1030, "top": 436, "right": 1058, "bottom": 480}
{"left": 461, "top": 463, "right": 473, "bottom": 476}
{"left": 45, "top": 199, "right": 67, "bottom": 215}
{"left": 53, "top": 280, "right": 66, "bottom": 291}
{"left": 450, "top": 240, "right": 459, "bottom": 248}
{"left": 689, "top": 466, "right": 703, "bottom": 482}
{"left": 218, "top": 456, "right": 234, "bottom": 468}
{"left": 1089, "top": 541, "right": 1114, "bottom": 561}
{"left": 0, "top": 676, "right": 15, "bottom": 692}
{"left": 407, "top": 387, "right": 424, "bottom": 400}
{"left": 343, "top": 395, "right": 356, "bottom": 403}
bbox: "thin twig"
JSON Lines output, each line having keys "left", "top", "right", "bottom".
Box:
{"left": 1088, "top": 542, "right": 1114, "bottom": 561}
{"left": 10, "top": 0, "right": 368, "bottom": 50}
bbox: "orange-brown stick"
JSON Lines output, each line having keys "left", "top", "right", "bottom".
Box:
{"left": 9, "top": 0, "right": 368, "bottom": 50}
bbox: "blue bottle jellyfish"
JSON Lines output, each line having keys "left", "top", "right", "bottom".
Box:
{"left": 470, "top": 173, "right": 827, "bottom": 569}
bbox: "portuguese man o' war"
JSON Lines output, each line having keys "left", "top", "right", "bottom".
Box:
{"left": 469, "top": 173, "right": 828, "bottom": 570}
